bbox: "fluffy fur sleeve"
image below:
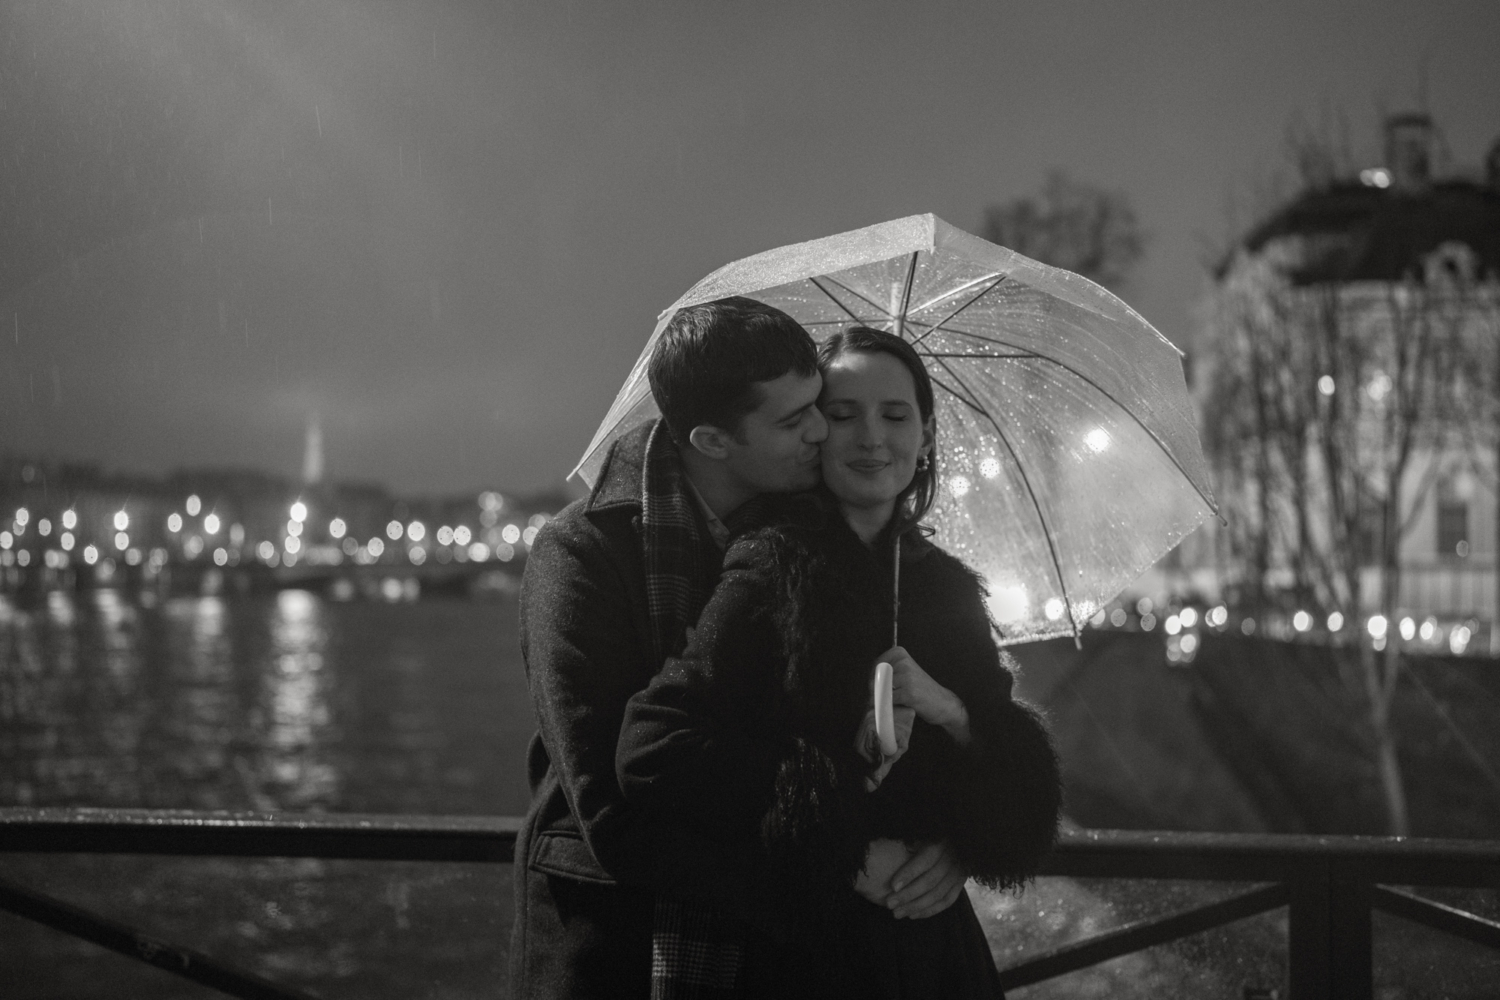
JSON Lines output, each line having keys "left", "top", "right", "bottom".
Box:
{"left": 757, "top": 735, "right": 872, "bottom": 926}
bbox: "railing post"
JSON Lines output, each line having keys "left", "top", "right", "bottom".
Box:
{"left": 1287, "top": 871, "right": 1373, "bottom": 1000}
{"left": 1328, "top": 878, "right": 1372, "bottom": 1000}
{"left": 1288, "top": 875, "right": 1331, "bottom": 999}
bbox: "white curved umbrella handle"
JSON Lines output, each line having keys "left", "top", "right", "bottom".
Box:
{"left": 873, "top": 661, "right": 898, "bottom": 757}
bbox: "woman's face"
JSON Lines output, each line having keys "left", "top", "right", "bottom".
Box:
{"left": 818, "top": 349, "right": 934, "bottom": 512}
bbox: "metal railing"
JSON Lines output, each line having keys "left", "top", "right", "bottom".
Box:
{"left": 1, "top": 808, "right": 1496, "bottom": 999}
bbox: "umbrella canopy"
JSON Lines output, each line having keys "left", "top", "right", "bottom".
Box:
{"left": 573, "top": 214, "right": 1216, "bottom": 643}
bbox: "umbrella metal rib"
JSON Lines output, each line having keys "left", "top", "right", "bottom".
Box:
{"left": 810, "top": 274, "right": 890, "bottom": 323}
{"left": 894, "top": 252, "right": 919, "bottom": 338}
{"left": 908, "top": 273, "right": 1007, "bottom": 316}
{"left": 805, "top": 276, "right": 869, "bottom": 324}
{"left": 924, "top": 354, "right": 1082, "bottom": 641}
{"left": 906, "top": 274, "right": 1009, "bottom": 351}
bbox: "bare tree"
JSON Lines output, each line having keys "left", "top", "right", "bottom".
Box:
{"left": 981, "top": 170, "right": 1145, "bottom": 291}
{"left": 1202, "top": 223, "right": 1498, "bottom": 835}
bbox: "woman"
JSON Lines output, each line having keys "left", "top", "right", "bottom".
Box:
{"left": 618, "top": 326, "right": 1061, "bottom": 997}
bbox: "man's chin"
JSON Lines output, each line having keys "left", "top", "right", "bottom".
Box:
{"left": 787, "top": 469, "right": 822, "bottom": 492}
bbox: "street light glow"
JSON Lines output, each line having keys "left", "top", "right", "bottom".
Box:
{"left": 186, "top": 495, "right": 202, "bottom": 516}
{"left": 203, "top": 513, "right": 221, "bottom": 535}
{"left": 114, "top": 511, "right": 129, "bottom": 531}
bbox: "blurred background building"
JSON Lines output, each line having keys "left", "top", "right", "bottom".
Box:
{"left": 1164, "top": 114, "right": 1500, "bottom": 649}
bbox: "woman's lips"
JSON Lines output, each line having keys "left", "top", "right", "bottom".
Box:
{"left": 847, "top": 460, "right": 888, "bottom": 472}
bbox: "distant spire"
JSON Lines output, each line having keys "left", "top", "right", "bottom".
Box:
{"left": 303, "top": 414, "right": 324, "bottom": 485}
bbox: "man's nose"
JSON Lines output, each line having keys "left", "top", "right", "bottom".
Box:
{"left": 805, "top": 407, "right": 829, "bottom": 443}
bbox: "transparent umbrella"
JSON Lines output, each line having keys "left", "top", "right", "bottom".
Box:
{"left": 573, "top": 214, "right": 1217, "bottom": 644}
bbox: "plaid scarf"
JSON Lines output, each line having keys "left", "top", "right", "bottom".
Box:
{"left": 641, "top": 419, "right": 749, "bottom": 1000}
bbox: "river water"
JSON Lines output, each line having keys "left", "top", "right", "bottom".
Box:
{"left": 0, "top": 588, "right": 536, "bottom": 819}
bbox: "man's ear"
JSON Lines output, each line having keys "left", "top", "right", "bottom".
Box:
{"left": 687, "top": 424, "right": 734, "bottom": 460}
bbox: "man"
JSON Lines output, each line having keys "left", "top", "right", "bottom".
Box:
{"left": 510, "top": 297, "right": 827, "bottom": 998}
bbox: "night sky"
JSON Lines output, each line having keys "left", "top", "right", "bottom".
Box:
{"left": 2, "top": 0, "right": 1497, "bottom": 495}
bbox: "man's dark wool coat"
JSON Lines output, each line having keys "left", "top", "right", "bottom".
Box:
{"left": 511, "top": 422, "right": 775, "bottom": 999}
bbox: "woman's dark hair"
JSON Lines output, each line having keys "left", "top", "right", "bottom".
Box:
{"left": 817, "top": 325, "right": 937, "bottom": 539}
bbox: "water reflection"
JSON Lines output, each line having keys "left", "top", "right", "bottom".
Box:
{"left": 0, "top": 588, "right": 533, "bottom": 816}
{"left": 262, "top": 590, "right": 338, "bottom": 808}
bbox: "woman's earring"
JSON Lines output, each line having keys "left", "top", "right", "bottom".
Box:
{"left": 916, "top": 454, "right": 931, "bottom": 473}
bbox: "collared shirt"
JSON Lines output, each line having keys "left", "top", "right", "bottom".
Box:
{"left": 683, "top": 477, "right": 729, "bottom": 550}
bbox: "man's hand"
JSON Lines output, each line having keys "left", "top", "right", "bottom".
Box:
{"left": 885, "top": 840, "right": 967, "bottom": 920}
{"left": 853, "top": 838, "right": 911, "bottom": 904}
{"left": 855, "top": 705, "right": 915, "bottom": 790}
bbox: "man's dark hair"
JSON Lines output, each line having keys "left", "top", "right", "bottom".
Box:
{"left": 818, "top": 325, "right": 938, "bottom": 539}
{"left": 648, "top": 296, "right": 818, "bottom": 445}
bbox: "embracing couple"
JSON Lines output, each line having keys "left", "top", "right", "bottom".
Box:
{"left": 512, "top": 297, "right": 1062, "bottom": 998}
